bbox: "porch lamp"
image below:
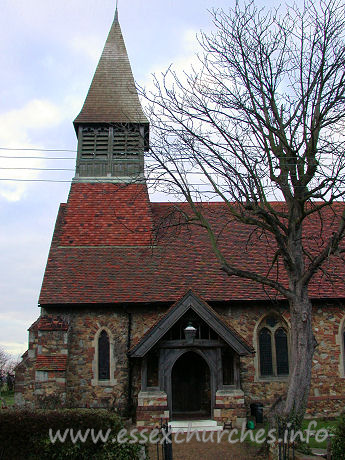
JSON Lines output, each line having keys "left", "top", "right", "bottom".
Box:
{"left": 184, "top": 323, "right": 197, "bottom": 343}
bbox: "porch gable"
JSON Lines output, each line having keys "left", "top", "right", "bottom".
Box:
{"left": 129, "top": 290, "right": 254, "bottom": 357}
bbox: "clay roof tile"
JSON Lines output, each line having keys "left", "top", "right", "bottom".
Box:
{"left": 39, "top": 183, "right": 345, "bottom": 305}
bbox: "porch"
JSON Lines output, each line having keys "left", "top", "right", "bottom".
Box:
{"left": 130, "top": 291, "right": 253, "bottom": 427}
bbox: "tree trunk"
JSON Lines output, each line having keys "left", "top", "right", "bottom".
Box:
{"left": 284, "top": 289, "right": 315, "bottom": 421}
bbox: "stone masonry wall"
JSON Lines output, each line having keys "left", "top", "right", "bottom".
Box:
{"left": 215, "top": 303, "right": 345, "bottom": 419}
{"left": 16, "top": 302, "right": 345, "bottom": 422}
{"left": 136, "top": 391, "right": 169, "bottom": 427}
{"left": 15, "top": 317, "right": 68, "bottom": 407}
{"left": 61, "top": 308, "right": 129, "bottom": 410}
{"left": 214, "top": 389, "right": 246, "bottom": 425}
{"left": 62, "top": 306, "right": 168, "bottom": 411}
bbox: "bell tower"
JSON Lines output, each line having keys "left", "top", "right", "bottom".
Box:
{"left": 73, "top": 8, "right": 149, "bottom": 182}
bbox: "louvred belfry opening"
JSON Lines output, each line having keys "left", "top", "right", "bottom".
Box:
{"left": 80, "top": 127, "right": 109, "bottom": 159}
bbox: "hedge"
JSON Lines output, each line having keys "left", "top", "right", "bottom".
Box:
{"left": 332, "top": 414, "right": 345, "bottom": 460}
{"left": 0, "top": 408, "right": 144, "bottom": 459}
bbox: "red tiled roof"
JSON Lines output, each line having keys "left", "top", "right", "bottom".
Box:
{"left": 59, "top": 183, "right": 153, "bottom": 246}
{"left": 37, "top": 316, "right": 69, "bottom": 331}
{"left": 28, "top": 318, "right": 40, "bottom": 331}
{"left": 36, "top": 355, "right": 67, "bottom": 371}
{"left": 39, "top": 183, "right": 345, "bottom": 305}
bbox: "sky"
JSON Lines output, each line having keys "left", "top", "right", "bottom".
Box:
{"left": 0, "top": 0, "right": 287, "bottom": 358}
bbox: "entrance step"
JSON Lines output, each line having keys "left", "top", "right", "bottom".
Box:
{"left": 169, "top": 420, "right": 222, "bottom": 433}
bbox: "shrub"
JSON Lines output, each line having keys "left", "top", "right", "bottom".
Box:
{"left": 0, "top": 408, "right": 144, "bottom": 459}
{"left": 332, "top": 415, "right": 345, "bottom": 460}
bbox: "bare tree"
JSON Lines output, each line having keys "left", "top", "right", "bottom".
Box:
{"left": 0, "top": 347, "right": 10, "bottom": 390}
{"left": 0, "top": 347, "right": 17, "bottom": 395}
{"left": 0, "top": 347, "right": 9, "bottom": 372}
{"left": 143, "top": 0, "right": 345, "bottom": 422}
{"left": 0, "top": 347, "right": 17, "bottom": 374}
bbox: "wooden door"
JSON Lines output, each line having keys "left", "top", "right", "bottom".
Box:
{"left": 171, "top": 352, "right": 210, "bottom": 418}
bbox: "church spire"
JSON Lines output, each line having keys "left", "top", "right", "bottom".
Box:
{"left": 73, "top": 8, "right": 149, "bottom": 183}
{"left": 74, "top": 8, "right": 147, "bottom": 126}
{"left": 114, "top": 0, "right": 119, "bottom": 22}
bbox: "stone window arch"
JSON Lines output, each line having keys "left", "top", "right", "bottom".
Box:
{"left": 257, "top": 313, "right": 290, "bottom": 378}
{"left": 91, "top": 327, "right": 116, "bottom": 386}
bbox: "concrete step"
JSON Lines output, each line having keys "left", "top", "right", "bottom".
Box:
{"left": 311, "top": 448, "right": 328, "bottom": 457}
{"left": 169, "top": 420, "right": 222, "bottom": 432}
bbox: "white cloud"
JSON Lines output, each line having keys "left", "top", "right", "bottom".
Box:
{"left": 0, "top": 99, "right": 67, "bottom": 201}
{"left": 0, "top": 314, "right": 36, "bottom": 357}
{"left": 0, "top": 341, "right": 28, "bottom": 358}
{"left": 142, "top": 28, "right": 201, "bottom": 95}
{"left": 182, "top": 29, "right": 200, "bottom": 54}
{"left": 0, "top": 99, "right": 64, "bottom": 131}
{"left": 70, "top": 35, "right": 103, "bottom": 63}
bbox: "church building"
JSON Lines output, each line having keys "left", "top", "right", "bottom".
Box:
{"left": 15, "top": 9, "right": 345, "bottom": 427}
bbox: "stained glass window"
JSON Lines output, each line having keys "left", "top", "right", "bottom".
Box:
{"left": 98, "top": 330, "right": 110, "bottom": 380}
{"left": 266, "top": 316, "right": 278, "bottom": 328}
{"left": 259, "top": 328, "right": 273, "bottom": 376}
{"left": 275, "top": 328, "right": 289, "bottom": 375}
{"left": 258, "top": 315, "right": 289, "bottom": 378}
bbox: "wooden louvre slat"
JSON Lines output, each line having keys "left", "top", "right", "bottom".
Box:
{"left": 81, "top": 128, "right": 110, "bottom": 158}
{"left": 113, "top": 129, "right": 141, "bottom": 156}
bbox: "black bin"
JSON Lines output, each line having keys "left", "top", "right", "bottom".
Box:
{"left": 250, "top": 403, "right": 264, "bottom": 424}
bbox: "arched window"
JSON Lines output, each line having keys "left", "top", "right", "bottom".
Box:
{"left": 258, "top": 315, "right": 289, "bottom": 378}
{"left": 275, "top": 328, "right": 289, "bottom": 375}
{"left": 98, "top": 330, "right": 110, "bottom": 380}
{"left": 259, "top": 328, "right": 273, "bottom": 376}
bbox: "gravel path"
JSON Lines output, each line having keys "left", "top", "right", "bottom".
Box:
{"left": 147, "top": 434, "right": 266, "bottom": 460}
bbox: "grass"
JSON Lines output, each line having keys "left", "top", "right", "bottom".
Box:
{"left": 244, "top": 417, "right": 339, "bottom": 450}
{"left": 301, "top": 419, "right": 337, "bottom": 449}
{"left": 0, "top": 389, "right": 14, "bottom": 407}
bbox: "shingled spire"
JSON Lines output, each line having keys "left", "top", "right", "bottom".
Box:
{"left": 73, "top": 9, "right": 149, "bottom": 182}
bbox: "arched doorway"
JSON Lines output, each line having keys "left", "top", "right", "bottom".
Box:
{"left": 171, "top": 351, "right": 211, "bottom": 419}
